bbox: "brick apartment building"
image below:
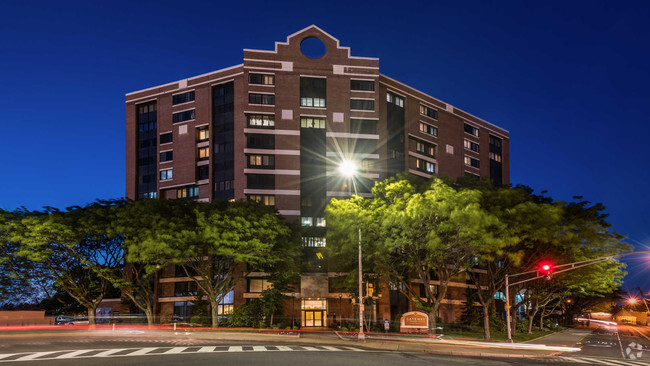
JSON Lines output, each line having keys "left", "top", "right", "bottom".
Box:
{"left": 125, "top": 25, "right": 509, "bottom": 327}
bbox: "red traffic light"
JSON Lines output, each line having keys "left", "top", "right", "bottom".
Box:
{"left": 539, "top": 261, "right": 554, "bottom": 280}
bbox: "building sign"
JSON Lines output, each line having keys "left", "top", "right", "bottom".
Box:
{"left": 400, "top": 311, "right": 428, "bottom": 333}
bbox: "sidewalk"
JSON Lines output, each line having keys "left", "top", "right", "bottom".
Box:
{"left": 525, "top": 327, "right": 593, "bottom": 348}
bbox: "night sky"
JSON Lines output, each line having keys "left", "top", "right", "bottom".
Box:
{"left": 1, "top": 1, "right": 648, "bottom": 291}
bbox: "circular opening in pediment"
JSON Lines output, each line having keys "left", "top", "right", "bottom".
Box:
{"left": 300, "top": 37, "right": 326, "bottom": 59}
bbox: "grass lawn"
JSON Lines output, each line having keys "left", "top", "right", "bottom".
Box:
{"left": 439, "top": 327, "right": 556, "bottom": 342}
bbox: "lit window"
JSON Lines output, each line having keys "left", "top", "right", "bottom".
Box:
{"left": 464, "top": 123, "right": 479, "bottom": 137}
{"left": 419, "top": 105, "right": 438, "bottom": 119}
{"left": 177, "top": 186, "right": 199, "bottom": 199}
{"left": 463, "top": 139, "right": 479, "bottom": 152}
{"left": 247, "top": 114, "right": 275, "bottom": 127}
{"left": 197, "top": 128, "right": 209, "bottom": 141}
{"left": 416, "top": 159, "right": 435, "bottom": 173}
{"left": 464, "top": 156, "right": 480, "bottom": 168}
{"left": 419, "top": 122, "right": 438, "bottom": 137}
{"left": 387, "top": 93, "right": 404, "bottom": 107}
{"left": 160, "top": 169, "right": 173, "bottom": 181}
{"left": 300, "top": 117, "right": 326, "bottom": 129}
{"left": 413, "top": 139, "right": 436, "bottom": 157}
{"left": 315, "top": 217, "right": 326, "bottom": 227}
{"left": 198, "top": 147, "right": 209, "bottom": 161}
{"left": 249, "top": 73, "right": 275, "bottom": 85}
{"left": 248, "top": 279, "right": 273, "bottom": 293}
{"left": 247, "top": 154, "right": 274, "bottom": 168}
{"left": 300, "top": 97, "right": 326, "bottom": 108}
{"left": 302, "top": 237, "right": 326, "bottom": 247}
{"left": 301, "top": 217, "right": 313, "bottom": 227}
{"left": 247, "top": 194, "right": 275, "bottom": 207}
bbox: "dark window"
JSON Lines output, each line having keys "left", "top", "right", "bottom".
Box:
{"left": 172, "top": 91, "right": 195, "bottom": 105}
{"left": 300, "top": 77, "right": 326, "bottom": 107}
{"left": 138, "top": 156, "right": 155, "bottom": 166}
{"left": 249, "top": 73, "right": 274, "bottom": 85}
{"left": 197, "top": 165, "right": 209, "bottom": 181}
{"left": 420, "top": 105, "right": 438, "bottom": 119}
{"left": 411, "top": 138, "right": 436, "bottom": 157}
{"left": 247, "top": 114, "right": 275, "bottom": 128}
{"left": 464, "top": 156, "right": 480, "bottom": 168}
{"left": 214, "top": 180, "right": 234, "bottom": 192}
{"left": 160, "top": 132, "right": 173, "bottom": 144}
{"left": 246, "top": 134, "right": 275, "bottom": 149}
{"left": 350, "top": 119, "right": 377, "bottom": 134}
{"left": 249, "top": 93, "right": 275, "bottom": 105}
{"left": 172, "top": 109, "right": 195, "bottom": 123}
{"left": 247, "top": 154, "right": 275, "bottom": 168}
{"left": 174, "top": 265, "right": 198, "bottom": 277}
{"left": 247, "top": 174, "right": 275, "bottom": 189}
{"left": 350, "top": 80, "right": 375, "bottom": 91}
{"left": 415, "top": 158, "right": 436, "bottom": 173}
{"left": 174, "top": 281, "right": 197, "bottom": 297}
{"left": 464, "top": 139, "right": 479, "bottom": 153}
{"left": 351, "top": 139, "right": 378, "bottom": 154}
{"left": 160, "top": 150, "right": 173, "bottom": 162}
{"left": 350, "top": 99, "right": 375, "bottom": 111}
{"left": 214, "top": 142, "right": 234, "bottom": 153}
{"left": 464, "top": 123, "right": 479, "bottom": 137}
{"left": 139, "top": 138, "right": 156, "bottom": 148}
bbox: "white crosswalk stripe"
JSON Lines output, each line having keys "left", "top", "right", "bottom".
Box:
{"left": 0, "top": 344, "right": 367, "bottom": 362}
{"left": 557, "top": 356, "right": 650, "bottom": 365}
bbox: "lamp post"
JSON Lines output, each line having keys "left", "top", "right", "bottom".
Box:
{"left": 339, "top": 160, "right": 365, "bottom": 341}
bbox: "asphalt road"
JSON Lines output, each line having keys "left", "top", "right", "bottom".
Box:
{"left": 558, "top": 324, "right": 650, "bottom": 363}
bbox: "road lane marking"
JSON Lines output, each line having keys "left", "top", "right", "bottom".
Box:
{"left": 13, "top": 351, "right": 60, "bottom": 361}
{"left": 275, "top": 346, "right": 293, "bottom": 351}
{"left": 320, "top": 346, "right": 341, "bottom": 351}
{"left": 55, "top": 349, "right": 95, "bottom": 359}
{"left": 0, "top": 355, "right": 18, "bottom": 361}
{"left": 228, "top": 346, "right": 243, "bottom": 352}
{"left": 197, "top": 346, "right": 216, "bottom": 353}
{"left": 559, "top": 357, "right": 593, "bottom": 363}
{"left": 615, "top": 328, "right": 626, "bottom": 359}
{"left": 252, "top": 346, "right": 267, "bottom": 351}
{"left": 93, "top": 348, "right": 128, "bottom": 357}
{"left": 163, "top": 347, "right": 187, "bottom": 354}
{"left": 580, "top": 357, "right": 628, "bottom": 365}
{"left": 301, "top": 346, "right": 319, "bottom": 351}
{"left": 630, "top": 326, "right": 650, "bottom": 341}
{"left": 344, "top": 347, "right": 365, "bottom": 352}
{"left": 126, "top": 347, "right": 157, "bottom": 356}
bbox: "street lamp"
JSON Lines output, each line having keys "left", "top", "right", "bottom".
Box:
{"left": 338, "top": 160, "right": 365, "bottom": 341}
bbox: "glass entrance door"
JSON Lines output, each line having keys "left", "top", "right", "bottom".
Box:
{"left": 303, "top": 311, "right": 323, "bottom": 327}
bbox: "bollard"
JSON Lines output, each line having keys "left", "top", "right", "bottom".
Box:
{"left": 174, "top": 323, "right": 176, "bottom": 331}
{"left": 112, "top": 323, "right": 115, "bottom": 332}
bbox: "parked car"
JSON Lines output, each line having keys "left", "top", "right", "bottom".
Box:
{"left": 55, "top": 316, "right": 89, "bottom": 325}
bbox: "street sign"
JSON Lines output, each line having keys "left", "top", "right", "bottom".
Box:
{"left": 383, "top": 319, "right": 390, "bottom": 331}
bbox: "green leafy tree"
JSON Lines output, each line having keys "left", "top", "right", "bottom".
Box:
{"left": 327, "top": 177, "right": 505, "bottom": 335}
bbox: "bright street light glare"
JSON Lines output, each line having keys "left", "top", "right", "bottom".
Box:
{"left": 628, "top": 298, "right": 638, "bottom": 304}
{"left": 542, "top": 264, "right": 551, "bottom": 271}
{"left": 339, "top": 160, "right": 357, "bottom": 177}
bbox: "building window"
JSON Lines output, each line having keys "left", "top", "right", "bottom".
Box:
{"left": 301, "top": 217, "right": 313, "bottom": 227}
{"left": 172, "top": 109, "right": 195, "bottom": 123}
{"left": 172, "top": 91, "right": 195, "bottom": 105}
{"left": 420, "top": 105, "right": 438, "bottom": 119}
{"left": 215, "top": 180, "right": 234, "bottom": 192}
{"left": 350, "top": 80, "right": 375, "bottom": 91}
{"left": 464, "top": 123, "right": 479, "bottom": 137}
{"left": 302, "top": 237, "right": 326, "bottom": 247}
{"left": 315, "top": 217, "right": 326, "bottom": 227}
{"left": 419, "top": 122, "right": 438, "bottom": 137}
{"left": 300, "top": 77, "right": 326, "bottom": 107}
{"left": 247, "top": 154, "right": 275, "bottom": 168}
{"left": 249, "top": 73, "right": 274, "bottom": 85}
{"left": 412, "top": 138, "right": 436, "bottom": 158}
{"left": 197, "top": 127, "right": 209, "bottom": 141}
{"left": 350, "top": 99, "right": 374, "bottom": 111}
{"left": 300, "top": 97, "right": 326, "bottom": 108}
{"left": 249, "top": 93, "right": 275, "bottom": 105}
{"left": 247, "top": 194, "right": 275, "bottom": 207}
{"left": 197, "top": 165, "right": 209, "bottom": 181}
{"left": 300, "top": 117, "right": 326, "bottom": 129}
{"left": 247, "top": 174, "right": 274, "bottom": 189}
{"left": 248, "top": 279, "right": 273, "bottom": 293}
{"left": 198, "top": 147, "right": 210, "bottom": 161}
{"left": 464, "top": 156, "right": 480, "bottom": 168}
{"left": 464, "top": 139, "right": 479, "bottom": 153}
{"left": 350, "top": 119, "right": 377, "bottom": 134}
{"left": 160, "top": 169, "right": 173, "bottom": 181}
{"left": 137, "top": 102, "right": 157, "bottom": 132}
{"left": 214, "top": 142, "right": 234, "bottom": 153}
{"left": 160, "top": 150, "right": 173, "bottom": 162}
{"left": 247, "top": 114, "right": 275, "bottom": 128}
{"left": 246, "top": 134, "right": 274, "bottom": 149}
{"left": 139, "top": 191, "right": 157, "bottom": 199}
{"left": 387, "top": 93, "right": 404, "bottom": 107}
{"left": 416, "top": 159, "right": 435, "bottom": 173}
{"left": 160, "top": 132, "right": 173, "bottom": 144}
{"left": 177, "top": 186, "right": 199, "bottom": 199}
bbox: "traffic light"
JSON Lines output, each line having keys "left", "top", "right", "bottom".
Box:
{"left": 539, "top": 261, "right": 554, "bottom": 280}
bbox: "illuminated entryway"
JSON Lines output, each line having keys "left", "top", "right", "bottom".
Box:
{"left": 302, "top": 298, "right": 326, "bottom": 327}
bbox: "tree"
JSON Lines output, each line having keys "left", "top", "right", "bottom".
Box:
{"left": 327, "top": 177, "right": 505, "bottom": 335}
{"left": 16, "top": 200, "right": 124, "bottom": 325}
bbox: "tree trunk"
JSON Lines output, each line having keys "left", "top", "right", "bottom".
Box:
{"left": 87, "top": 306, "right": 96, "bottom": 328}
{"left": 482, "top": 305, "right": 491, "bottom": 340}
{"left": 539, "top": 313, "right": 545, "bottom": 330}
{"left": 270, "top": 313, "right": 274, "bottom": 327}
{"left": 428, "top": 304, "right": 440, "bottom": 336}
{"left": 511, "top": 309, "right": 517, "bottom": 337}
{"left": 527, "top": 306, "right": 538, "bottom": 334}
{"left": 210, "top": 300, "right": 219, "bottom": 328}
{"left": 145, "top": 309, "right": 154, "bottom": 328}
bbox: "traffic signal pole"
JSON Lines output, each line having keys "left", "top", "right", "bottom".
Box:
{"left": 504, "top": 251, "right": 650, "bottom": 343}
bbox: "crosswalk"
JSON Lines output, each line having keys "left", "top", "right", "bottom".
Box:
{"left": 0, "top": 345, "right": 367, "bottom": 363}
{"left": 545, "top": 356, "right": 650, "bottom": 365}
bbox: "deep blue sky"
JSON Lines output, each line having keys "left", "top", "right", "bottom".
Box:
{"left": 1, "top": 1, "right": 648, "bottom": 290}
